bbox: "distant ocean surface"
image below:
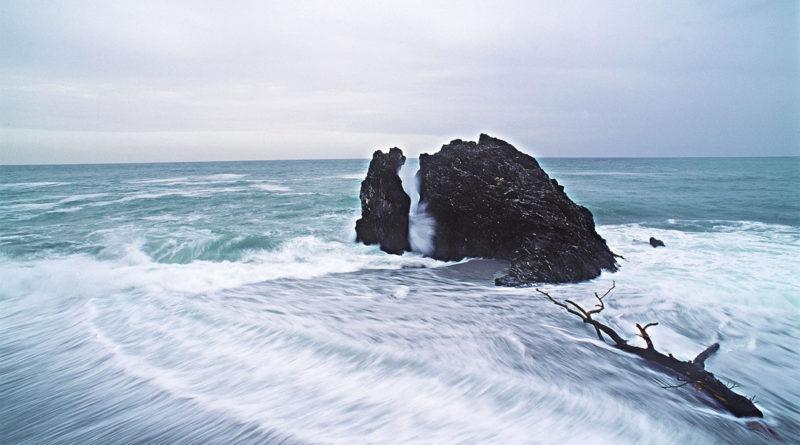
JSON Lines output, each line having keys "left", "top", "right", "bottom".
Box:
{"left": 1, "top": 157, "right": 798, "bottom": 444}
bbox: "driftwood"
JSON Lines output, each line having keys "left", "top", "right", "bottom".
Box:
{"left": 536, "top": 282, "right": 763, "bottom": 418}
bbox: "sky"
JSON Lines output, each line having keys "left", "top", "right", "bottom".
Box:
{"left": 1, "top": 0, "right": 798, "bottom": 164}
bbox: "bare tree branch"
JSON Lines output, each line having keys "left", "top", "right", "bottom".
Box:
{"left": 535, "top": 288, "right": 584, "bottom": 318}
{"left": 599, "top": 281, "right": 616, "bottom": 299}
{"left": 635, "top": 322, "right": 659, "bottom": 350}
{"left": 535, "top": 285, "right": 764, "bottom": 418}
{"left": 586, "top": 281, "right": 614, "bottom": 316}
{"left": 693, "top": 343, "right": 720, "bottom": 368}
{"left": 564, "top": 299, "right": 589, "bottom": 318}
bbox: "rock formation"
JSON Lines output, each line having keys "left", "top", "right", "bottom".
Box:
{"left": 649, "top": 237, "right": 665, "bottom": 248}
{"left": 355, "top": 148, "right": 411, "bottom": 254}
{"left": 418, "top": 134, "right": 616, "bottom": 285}
{"left": 355, "top": 134, "right": 618, "bottom": 285}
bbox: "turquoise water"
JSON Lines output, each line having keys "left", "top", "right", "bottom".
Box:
{"left": 1, "top": 157, "right": 799, "bottom": 443}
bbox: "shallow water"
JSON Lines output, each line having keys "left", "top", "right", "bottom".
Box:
{"left": 1, "top": 157, "right": 798, "bottom": 444}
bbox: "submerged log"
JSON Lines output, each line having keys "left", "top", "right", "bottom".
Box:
{"left": 536, "top": 283, "right": 763, "bottom": 418}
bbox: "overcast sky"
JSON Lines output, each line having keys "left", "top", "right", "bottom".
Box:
{"left": 1, "top": 1, "right": 797, "bottom": 164}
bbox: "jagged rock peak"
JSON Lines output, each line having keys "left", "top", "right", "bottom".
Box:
{"left": 354, "top": 148, "right": 411, "bottom": 254}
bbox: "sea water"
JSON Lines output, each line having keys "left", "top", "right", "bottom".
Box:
{"left": 1, "top": 157, "right": 798, "bottom": 444}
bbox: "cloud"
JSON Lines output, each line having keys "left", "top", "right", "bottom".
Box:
{"left": 1, "top": 0, "right": 797, "bottom": 163}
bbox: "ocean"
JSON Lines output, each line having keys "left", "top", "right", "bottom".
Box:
{"left": 1, "top": 157, "right": 798, "bottom": 444}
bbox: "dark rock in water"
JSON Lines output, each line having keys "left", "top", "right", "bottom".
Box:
{"left": 649, "top": 237, "right": 665, "bottom": 248}
{"left": 355, "top": 148, "right": 411, "bottom": 254}
{"left": 417, "top": 134, "right": 617, "bottom": 285}
{"left": 354, "top": 134, "right": 618, "bottom": 285}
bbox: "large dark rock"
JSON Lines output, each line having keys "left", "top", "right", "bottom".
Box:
{"left": 649, "top": 237, "right": 665, "bottom": 248}
{"left": 417, "top": 134, "right": 617, "bottom": 285}
{"left": 355, "top": 148, "right": 411, "bottom": 254}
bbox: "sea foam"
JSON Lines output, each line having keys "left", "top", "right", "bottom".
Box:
{"left": 0, "top": 236, "right": 449, "bottom": 297}
{"left": 399, "top": 162, "right": 436, "bottom": 255}
{"left": 251, "top": 183, "right": 291, "bottom": 192}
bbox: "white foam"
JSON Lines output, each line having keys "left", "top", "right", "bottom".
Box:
{"left": 0, "top": 181, "right": 71, "bottom": 188}
{"left": 4, "top": 193, "right": 110, "bottom": 213}
{"left": 56, "top": 192, "right": 109, "bottom": 204}
{"left": 555, "top": 171, "right": 665, "bottom": 177}
{"left": 0, "top": 236, "right": 450, "bottom": 297}
{"left": 251, "top": 183, "right": 291, "bottom": 192}
{"left": 408, "top": 203, "right": 436, "bottom": 255}
{"left": 76, "top": 256, "right": 688, "bottom": 445}
{"left": 45, "top": 206, "right": 84, "bottom": 214}
{"left": 128, "top": 176, "right": 190, "bottom": 184}
{"left": 196, "top": 173, "right": 246, "bottom": 181}
{"left": 337, "top": 173, "right": 364, "bottom": 180}
{"left": 141, "top": 214, "right": 187, "bottom": 222}
{"left": 392, "top": 285, "right": 410, "bottom": 299}
{"left": 128, "top": 174, "right": 247, "bottom": 186}
{"left": 81, "top": 286, "right": 680, "bottom": 445}
{"left": 7, "top": 202, "right": 59, "bottom": 211}
{"left": 4, "top": 220, "right": 794, "bottom": 444}
{"left": 399, "top": 162, "right": 436, "bottom": 255}
{"left": 89, "top": 188, "right": 246, "bottom": 206}
{"left": 558, "top": 223, "right": 800, "bottom": 319}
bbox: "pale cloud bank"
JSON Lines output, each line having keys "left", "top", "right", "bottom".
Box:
{"left": 1, "top": 0, "right": 797, "bottom": 164}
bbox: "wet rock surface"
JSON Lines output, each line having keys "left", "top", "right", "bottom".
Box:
{"left": 355, "top": 148, "right": 411, "bottom": 254}
{"left": 355, "top": 134, "right": 617, "bottom": 285}
{"left": 649, "top": 237, "right": 665, "bottom": 248}
{"left": 417, "top": 134, "right": 617, "bottom": 285}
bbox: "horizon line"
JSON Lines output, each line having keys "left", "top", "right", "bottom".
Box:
{"left": 1, "top": 153, "right": 798, "bottom": 167}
